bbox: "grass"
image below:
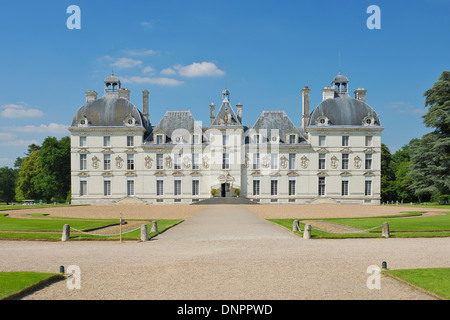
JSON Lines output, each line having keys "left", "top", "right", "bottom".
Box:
{"left": 0, "top": 272, "right": 64, "bottom": 300}
{"left": 0, "top": 203, "right": 86, "bottom": 212}
{"left": 383, "top": 268, "right": 450, "bottom": 300}
{"left": 0, "top": 214, "right": 183, "bottom": 241}
{"left": 268, "top": 212, "right": 450, "bottom": 238}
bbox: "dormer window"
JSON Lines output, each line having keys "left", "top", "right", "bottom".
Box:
{"left": 363, "top": 115, "right": 375, "bottom": 126}
{"left": 125, "top": 116, "right": 135, "bottom": 127}
{"left": 289, "top": 135, "right": 296, "bottom": 144}
{"left": 156, "top": 134, "right": 163, "bottom": 144}
{"left": 79, "top": 117, "right": 89, "bottom": 127}
{"left": 316, "top": 116, "right": 329, "bottom": 126}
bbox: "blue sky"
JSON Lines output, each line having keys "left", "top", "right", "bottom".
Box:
{"left": 0, "top": 0, "right": 449, "bottom": 167}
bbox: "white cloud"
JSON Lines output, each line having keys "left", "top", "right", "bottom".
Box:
{"left": 173, "top": 62, "right": 225, "bottom": 78}
{"left": 121, "top": 76, "right": 184, "bottom": 86}
{"left": 160, "top": 67, "right": 177, "bottom": 76}
{"left": 12, "top": 123, "right": 68, "bottom": 135}
{"left": 142, "top": 66, "right": 156, "bottom": 75}
{"left": 112, "top": 57, "right": 143, "bottom": 69}
{"left": 386, "top": 101, "right": 425, "bottom": 115}
{"left": 0, "top": 103, "right": 44, "bottom": 118}
{"left": 124, "top": 49, "right": 158, "bottom": 56}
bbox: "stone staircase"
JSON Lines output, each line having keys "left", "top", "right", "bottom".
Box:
{"left": 191, "top": 197, "right": 259, "bottom": 205}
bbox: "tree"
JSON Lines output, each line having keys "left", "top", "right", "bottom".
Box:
{"left": 0, "top": 167, "right": 16, "bottom": 204}
{"left": 380, "top": 143, "right": 396, "bottom": 201}
{"left": 16, "top": 150, "right": 41, "bottom": 200}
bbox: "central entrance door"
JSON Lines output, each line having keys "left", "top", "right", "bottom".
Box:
{"left": 221, "top": 183, "right": 230, "bottom": 197}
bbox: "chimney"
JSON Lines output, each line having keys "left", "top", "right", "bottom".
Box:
{"left": 354, "top": 88, "right": 367, "bottom": 103}
{"left": 86, "top": 90, "right": 97, "bottom": 103}
{"left": 236, "top": 103, "right": 243, "bottom": 124}
{"left": 118, "top": 88, "right": 130, "bottom": 100}
{"left": 301, "top": 87, "right": 311, "bottom": 128}
{"left": 143, "top": 90, "right": 149, "bottom": 121}
{"left": 210, "top": 102, "right": 215, "bottom": 125}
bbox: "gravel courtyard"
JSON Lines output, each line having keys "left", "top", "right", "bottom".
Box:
{"left": 1, "top": 204, "right": 449, "bottom": 300}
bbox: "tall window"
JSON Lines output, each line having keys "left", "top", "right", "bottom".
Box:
{"left": 342, "top": 153, "right": 349, "bottom": 170}
{"left": 222, "top": 152, "right": 230, "bottom": 170}
{"left": 192, "top": 134, "right": 200, "bottom": 145}
{"left": 222, "top": 134, "right": 229, "bottom": 146}
{"left": 271, "top": 153, "right": 278, "bottom": 170}
{"left": 365, "top": 136, "right": 372, "bottom": 147}
{"left": 289, "top": 135, "right": 296, "bottom": 144}
{"left": 342, "top": 136, "right": 349, "bottom": 146}
{"left": 103, "top": 136, "right": 110, "bottom": 147}
{"left": 289, "top": 154, "right": 296, "bottom": 170}
{"left": 192, "top": 153, "right": 200, "bottom": 170}
{"left": 365, "top": 178, "right": 372, "bottom": 196}
{"left": 156, "top": 154, "right": 163, "bottom": 170}
{"left": 156, "top": 179, "right": 164, "bottom": 196}
{"left": 365, "top": 154, "right": 372, "bottom": 170}
{"left": 156, "top": 135, "right": 163, "bottom": 144}
{"left": 104, "top": 179, "right": 111, "bottom": 196}
{"left": 253, "top": 179, "right": 260, "bottom": 196}
{"left": 253, "top": 153, "right": 260, "bottom": 170}
{"left": 319, "top": 136, "right": 326, "bottom": 146}
{"left": 174, "top": 179, "right": 182, "bottom": 196}
{"left": 103, "top": 154, "right": 111, "bottom": 170}
{"left": 341, "top": 177, "right": 349, "bottom": 196}
{"left": 127, "top": 154, "right": 135, "bottom": 170}
{"left": 318, "top": 154, "right": 326, "bottom": 170}
{"left": 127, "top": 136, "right": 134, "bottom": 147}
{"left": 192, "top": 178, "right": 199, "bottom": 196}
{"left": 79, "top": 180, "right": 87, "bottom": 196}
{"left": 79, "top": 136, "right": 87, "bottom": 147}
{"left": 174, "top": 154, "right": 181, "bottom": 170}
{"left": 271, "top": 179, "right": 278, "bottom": 196}
{"left": 318, "top": 177, "right": 325, "bottom": 196}
{"left": 80, "top": 154, "right": 87, "bottom": 171}
{"left": 289, "top": 179, "right": 296, "bottom": 196}
{"left": 127, "top": 179, "right": 135, "bottom": 197}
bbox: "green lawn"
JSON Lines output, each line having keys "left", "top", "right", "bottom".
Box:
{"left": 0, "top": 214, "right": 182, "bottom": 241}
{"left": 383, "top": 268, "right": 450, "bottom": 300}
{"left": 269, "top": 212, "right": 450, "bottom": 238}
{"left": 0, "top": 272, "right": 64, "bottom": 299}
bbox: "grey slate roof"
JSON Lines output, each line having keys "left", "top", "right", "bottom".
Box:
{"left": 212, "top": 100, "right": 241, "bottom": 126}
{"left": 151, "top": 110, "right": 201, "bottom": 141}
{"left": 251, "top": 111, "right": 302, "bottom": 143}
{"left": 71, "top": 95, "right": 145, "bottom": 128}
{"left": 309, "top": 96, "right": 381, "bottom": 127}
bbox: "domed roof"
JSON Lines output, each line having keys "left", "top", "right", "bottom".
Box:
{"left": 71, "top": 95, "right": 144, "bottom": 128}
{"left": 309, "top": 96, "right": 381, "bottom": 126}
{"left": 332, "top": 74, "right": 349, "bottom": 84}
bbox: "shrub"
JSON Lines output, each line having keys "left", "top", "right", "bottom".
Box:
{"left": 438, "top": 195, "right": 450, "bottom": 205}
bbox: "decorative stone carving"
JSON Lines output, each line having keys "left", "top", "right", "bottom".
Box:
{"left": 330, "top": 155, "right": 339, "bottom": 169}
{"left": 354, "top": 155, "right": 362, "bottom": 169}
{"left": 91, "top": 156, "right": 100, "bottom": 169}
{"left": 300, "top": 155, "right": 309, "bottom": 169}
{"left": 202, "top": 155, "right": 210, "bottom": 169}
{"left": 183, "top": 155, "right": 191, "bottom": 169}
{"left": 115, "top": 156, "right": 123, "bottom": 169}
{"left": 165, "top": 155, "right": 173, "bottom": 169}
{"left": 262, "top": 154, "right": 270, "bottom": 168}
{"left": 244, "top": 154, "right": 250, "bottom": 168}
{"left": 280, "top": 155, "right": 288, "bottom": 169}
{"left": 144, "top": 155, "right": 153, "bottom": 169}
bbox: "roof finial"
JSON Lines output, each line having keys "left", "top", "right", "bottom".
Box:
{"left": 338, "top": 48, "right": 342, "bottom": 75}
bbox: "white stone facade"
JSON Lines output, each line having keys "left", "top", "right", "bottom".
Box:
{"left": 69, "top": 73, "right": 383, "bottom": 205}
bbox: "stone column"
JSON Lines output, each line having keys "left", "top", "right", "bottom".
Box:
{"left": 62, "top": 224, "right": 70, "bottom": 242}
{"left": 141, "top": 224, "right": 149, "bottom": 242}
{"left": 293, "top": 220, "right": 299, "bottom": 232}
{"left": 151, "top": 221, "right": 158, "bottom": 233}
{"left": 382, "top": 222, "right": 390, "bottom": 238}
{"left": 303, "top": 224, "right": 311, "bottom": 239}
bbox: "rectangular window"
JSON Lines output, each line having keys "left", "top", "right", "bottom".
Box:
{"left": 156, "top": 135, "right": 163, "bottom": 144}
{"left": 318, "top": 177, "right": 325, "bottom": 196}
{"left": 365, "top": 136, "right": 372, "bottom": 147}
{"left": 127, "top": 179, "right": 135, "bottom": 197}
{"left": 104, "top": 154, "right": 111, "bottom": 171}
{"left": 289, "top": 179, "right": 296, "bottom": 196}
{"left": 156, "top": 154, "right": 163, "bottom": 170}
{"left": 104, "top": 180, "right": 111, "bottom": 196}
{"left": 192, "top": 153, "right": 200, "bottom": 170}
{"left": 127, "top": 136, "right": 134, "bottom": 147}
{"left": 271, "top": 153, "right": 278, "bottom": 170}
{"left": 222, "top": 152, "right": 230, "bottom": 170}
{"left": 342, "top": 153, "right": 349, "bottom": 170}
{"left": 365, "top": 178, "right": 372, "bottom": 196}
{"left": 253, "top": 179, "right": 260, "bottom": 196}
{"left": 342, "top": 136, "right": 349, "bottom": 146}
{"left": 341, "top": 177, "right": 349, "bottom": 196}
{"left": 365, "top": 154, "right": 372, "bottom": 170}
{"left": 103, "top": 136, "right": 110, "bottom": 147}
{"left": 156, "top": 179, "right": 164, "bottom": 196}
{"left": 174, "top": 179, "right": 181, "bottom": 196}
{"left": 289, "top": 153, "right": 296, "bottom": 170}
{"left": 79, "top": 136, "right": 87, "bottom": 147}
{"left": 319, "top": 154, "right": 326, "bottom": 170}
{"left": 222, "top": 135, "right": 229, "bottom": 146}
{"left": 319, "top": 136, "right": 326, "bottom": 146}
{"left": 271, "top": 179, "right": 278, "bottom": 196}
{"left": 254, "top": 134, "right": 260, "bottom": 144}
{"left": 174, "top": 154, "right": 181, "bottom": 170}
{"left": 79, "top": 180, "right": 87, "bottom": 196}
{"left": 289, "top": 135, "right": 296, "bottom": 144}
{"left": 253, "top": 153, "right": 260, "bottom": 170}
{"left": 192, "top": 179, "right": 199, "bottom": 196}
{"left": 127, "top": 154, "right": 135, "bottom": 170}
{"left": 80, "top": 154, "right": 87, "bottom": 171}
{"left": 192, "top": 134, "right": 200, "bottom": 145}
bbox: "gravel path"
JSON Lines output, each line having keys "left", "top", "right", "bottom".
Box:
{"left": 0, "top": 204, "right": 449, "bottom": 300}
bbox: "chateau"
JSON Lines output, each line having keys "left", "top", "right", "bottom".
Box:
{"left": 69, "top": 73, "right": 383, "bottom": 205}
